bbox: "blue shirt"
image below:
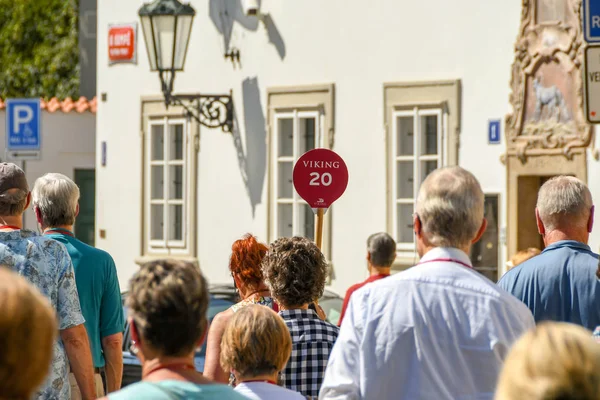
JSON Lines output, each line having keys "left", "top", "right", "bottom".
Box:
{"left": 498, "top": 240, "right": 600, "bottom": 330}
{"left": 0, "top": 230, "right": 85, "bottom": 400}
{"left": 46, "top": 229, "right": 124, "bottom": 368}
{"left": 108, "top": 381, "right": 249, "bottom": 400}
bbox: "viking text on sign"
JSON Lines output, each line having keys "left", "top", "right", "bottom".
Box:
{"left": 302, "top": 161, "right": 341, "bottom": 168}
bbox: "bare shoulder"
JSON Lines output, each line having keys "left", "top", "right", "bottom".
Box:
{"left": 209, "top": 308, "right": 234, "bottom": 332}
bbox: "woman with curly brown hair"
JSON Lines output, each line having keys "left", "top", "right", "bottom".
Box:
{"left": 204, "top": 234, "right": 277, "bottom": 384}
{"left": 262, "top": 237, "right": 339, "bottom": 398}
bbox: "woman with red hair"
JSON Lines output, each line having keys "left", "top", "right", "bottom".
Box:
{"left": 204, "top": 234, "right": 276, "bottom": 384}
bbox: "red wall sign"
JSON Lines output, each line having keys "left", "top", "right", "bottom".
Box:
{"left": 108, "top": 24, "right": 137, "bottom": 64}
{"left": 293, "top": 149, "right": 349, "bottom": 209}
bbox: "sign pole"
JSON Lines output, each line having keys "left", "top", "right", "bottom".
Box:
{"left": 315, "top": 208, "right": 325, "bottom": 249}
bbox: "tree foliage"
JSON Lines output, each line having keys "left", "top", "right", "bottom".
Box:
{"left": 0, "top": 0, "right": 79, "bottom": 99}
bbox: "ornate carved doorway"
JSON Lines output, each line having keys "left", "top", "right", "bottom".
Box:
{"left": 504, "top": 0, "right": 592, "bottom": 261}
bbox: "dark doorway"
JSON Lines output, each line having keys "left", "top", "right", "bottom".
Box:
{"left": 471, "top": 195, "right": 500, "bottom": 282}
{"left": 74, "top": 169, "right": 95, "bottom": 246}
{"left": 516, "top": 176, "right": 555, "bottom": 253}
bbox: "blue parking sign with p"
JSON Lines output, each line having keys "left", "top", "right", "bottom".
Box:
{"left": 6, "top": 99, "right": 41, "bottom": 151}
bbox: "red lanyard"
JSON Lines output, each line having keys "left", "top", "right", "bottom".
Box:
{"left": 243, "top": 379, "right": 278, "bottom": 385}
{"left": 0, "top": 225, "right": 20, "bottom": 230}
{"left": 418, "top": 258, "right": 473, "bottom": 269}
{"left": 143, "top": 362, "right": 196, "bottom": 378}
{"left": 44, "top": 228, "right": 75, "bottom": 237}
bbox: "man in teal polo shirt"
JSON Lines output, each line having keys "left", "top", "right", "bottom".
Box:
{"left": 32, "top": 173, "right": 124, "bottom": 398}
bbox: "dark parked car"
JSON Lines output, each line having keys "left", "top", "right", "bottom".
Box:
{"left": 121, "top": 284, "right": 342, "bottom": 387}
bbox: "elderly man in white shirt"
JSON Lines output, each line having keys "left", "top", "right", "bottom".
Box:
{"left": 319, "top": 166, "right": 535, "bottom": 400}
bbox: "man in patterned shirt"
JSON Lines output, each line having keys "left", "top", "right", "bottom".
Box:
{"left": 262, "top": 236, "right": 339, "bottom": 398}
{"left": 0, "top": 163, "right": 96, "bottom": 399}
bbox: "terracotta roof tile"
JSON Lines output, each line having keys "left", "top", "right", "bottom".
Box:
{"left": 0, "top": 97, "right": 96, "bottom": 114}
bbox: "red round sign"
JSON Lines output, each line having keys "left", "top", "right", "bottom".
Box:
{"left": 293, "top": 149, "right": 349, "bottom": 209}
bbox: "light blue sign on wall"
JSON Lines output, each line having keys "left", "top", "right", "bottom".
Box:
{"left": 5, "top": 99, "right": 41, "bottom": 160}
{"left": 584, "top": 0, "right": 600, "bottom": 43}
{"left": 488, "top": 120, "right": 501, "bottom": 144}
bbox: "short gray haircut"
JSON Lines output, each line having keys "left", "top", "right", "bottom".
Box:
{"left": 367, "top": 232, "right": 396, "bottom": 267}
{"left": 32, "top": 173, "right": 80, "bottom": 227}
{"left": 415, "top": 166, "right": 484, "bottom": 249}
{"left": 536, "top": 176, "right": 593, "bottom": 231}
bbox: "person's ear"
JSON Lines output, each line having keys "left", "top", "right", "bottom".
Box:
{"left": 24, "top": 192, "right": 31, "bottom": 211}
{"left": 535, "top": 208, "right": 545, "bottom": 236}
{"left": 413, "top": 214, "right": 422, "bottom": 238}
{"left": 471, "top": 219, "right": 488, "bottom": 244}
{"left": 197, "top": 320, "right": 209, "bottom": 348}
{"left": 588, "top": 205, "right": 595, "bottom": 233}
{"left": 34, "top": 206, "right": 43, "bottom": 226}
{"left": 367, "top": 252, "right": 371, "bottom": 263}
{"left": 130, "top": 318, "right": 140, "bottom": 344}
{"left": 75, "top": 203, "right": 80, "bottom": 218}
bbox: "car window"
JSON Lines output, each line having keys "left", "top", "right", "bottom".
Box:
{"left": 122, "top": 296, "right": 235, "bottom": 355}
{"left": 319, "top": 297, "right": 343, "bottom": 325}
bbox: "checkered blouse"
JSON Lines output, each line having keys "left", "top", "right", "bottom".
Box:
{"left": 279, "top": 309, "right": 340, "bottom": 398}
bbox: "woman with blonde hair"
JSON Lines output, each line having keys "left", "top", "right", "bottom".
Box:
{"left": 0, "top": 267, "right": 57, "bottom": 399}
{"left": 221, "top": 305, "right": 304, "bottom": 400}
{"left": 496, "top": 322, "right": 600, "bottom": 400}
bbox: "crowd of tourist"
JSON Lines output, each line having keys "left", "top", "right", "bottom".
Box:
{"left": 0, "top": 161, "right": 600, "bottom": 400}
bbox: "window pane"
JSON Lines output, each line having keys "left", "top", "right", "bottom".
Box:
{"left": 300, "top": 117, "right": 316, "bottom": 153}
{"left": 420, "top": 160, "right": 438, "bottom": 184}
{"left": 301, "top": 204, "right": 315, "bottom": 241}
{"left": 151, "top": 125, "right": 164, "bottom": 161}
{"left": 397, "top": 161, "right": 414, "bottom": 199}
{"left": 151, "top": 166, "right": 164, "bottom": 199}
{"left": 397, "top": 203, "right": 414, "bottom": 243}
{"left": 170, "top": 124, "right": 184, "bottom": 160}
{"left": 278, "top": 118, "right": 294, "bottom": 157}
{"left": 278, "top": 162, "right": 293, "bottom": 198}
{"left": 169, "top": 165, "right": 184, "bottom": 199}
{"left": 397, "top": 116, "right": 414, "bottom": 156}
{"left": 420, "top": 115, "right": 438, "bottom": 155}
{"left": 277, "top": 204, "right": 293, "bottom": 238}
{"left": 150, "top": 204, "right": 164, "bottom": 240}
{"left": 168, "top": 205, "right": 183, "bottom": 241}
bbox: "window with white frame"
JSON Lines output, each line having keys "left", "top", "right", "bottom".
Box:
{"left": 147, "top": 117, "right": 187, "bottom": 251}
{"left": 393, "top": 107, "right": 444, "bottom": 250}
{"left": 272, "top": 110, "right": 322, "bottom": 241}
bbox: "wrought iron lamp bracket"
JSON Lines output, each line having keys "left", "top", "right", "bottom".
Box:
{"left": 159, "top": 70, "right": 234, "bottom": 133}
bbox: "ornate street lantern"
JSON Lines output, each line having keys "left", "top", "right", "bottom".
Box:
{"left": 139, "top": 0, "right": 233, "bottom": 132}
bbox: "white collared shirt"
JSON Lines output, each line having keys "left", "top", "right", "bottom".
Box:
{"left": 319, "top": 247, "right": 535, "bottom": 400}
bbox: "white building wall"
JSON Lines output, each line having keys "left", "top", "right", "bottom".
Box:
{"left": 98, "top": 0, "right": 529, "bottom": 292}
{"left": 0, "top": 111, "right": 96, "bottom": 231}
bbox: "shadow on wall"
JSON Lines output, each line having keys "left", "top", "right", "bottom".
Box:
{"left": 208, "top": 0, "right": 285, "bottom": 60}
{"left": 231, "top": 77, "right": 267, "bottom": 216}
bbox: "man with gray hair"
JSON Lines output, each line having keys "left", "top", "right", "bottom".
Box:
{"left": 320, "top": 166, "right": 534, "bottom": 400}
{"left": 32, "top": 173, "right": 124, "bottom": 398}
{"left": 0, "top": 163, "right": 96, "bottom": 399}
{"left": 499, "top": 175, "right": 600, "bottom": 330}
{"left": 337, "top": 232, "right": 396, "bottom": 326}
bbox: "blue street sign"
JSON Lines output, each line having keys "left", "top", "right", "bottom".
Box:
{"left": 488, "top": 120, "right": 501, "bottom": 144}
{"left": 584, "top": 0, "right": 600, "bottom": 43}
{"left": 6, "top": 99, "right": 41, "bottom": 151}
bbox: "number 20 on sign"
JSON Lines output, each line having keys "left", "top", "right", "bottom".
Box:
{"left": 293, "top": 149, "right": 349, "bottom": 249}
